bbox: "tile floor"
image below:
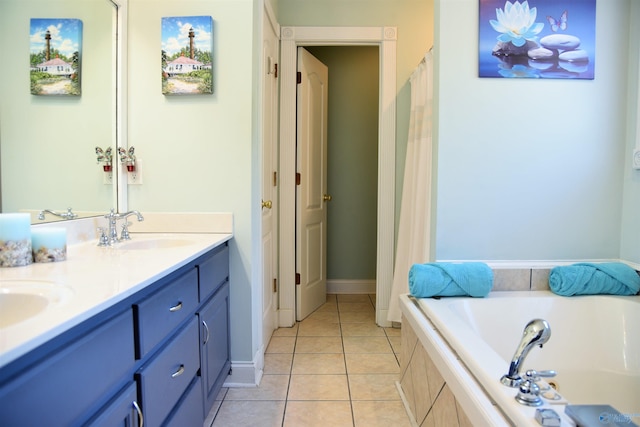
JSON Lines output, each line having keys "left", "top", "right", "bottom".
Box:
{"left": 206, "top": 294, "right": 413, "bottom": 427}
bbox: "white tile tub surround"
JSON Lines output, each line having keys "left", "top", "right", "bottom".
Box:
{"left": 399, "top": 292, "right": 640, "bottom": 426}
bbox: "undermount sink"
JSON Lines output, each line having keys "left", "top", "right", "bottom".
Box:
{"left": 0, "top": 280, "right": 73, "bottom": 328}
{"left": 118, "top": 237, "right": 193, "bottom": 250}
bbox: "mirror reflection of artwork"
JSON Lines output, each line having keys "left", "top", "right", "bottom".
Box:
{"left": 479, "top": 0, "right": 596, "bottom": 79}
{"left": 161, "top": 16, "right": 213, "bottom": 95}
{"left": 30, "top": 18, "right": 82, "bottom": 95}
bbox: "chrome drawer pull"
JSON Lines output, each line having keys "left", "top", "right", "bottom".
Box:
{"left": 132, "top": 400, "right": 144, "bottom": 427}
{"left": 171, "top": 364, "right": 185, "bottom": 378}
{"left": 168, "top": 302, "right": 183, "bottom": 312}
{"left": 202, "top": 320, "right": 210, "bottom": 345}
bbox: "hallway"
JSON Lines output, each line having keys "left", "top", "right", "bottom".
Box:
{"left": 207, "top": 294, "right": 412, "bottom": 426}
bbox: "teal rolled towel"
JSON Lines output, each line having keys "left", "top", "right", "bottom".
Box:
{"left": 408, "top": 262, "right": 493, "bottom": 298}
{"left": 549, "top": 263, "right": 640, "bottom": 296}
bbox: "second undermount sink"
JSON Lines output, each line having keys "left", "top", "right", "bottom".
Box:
{"left": 0, "top": 280, "right": 74, "bottom": 328}
{"left": 118, "top": 237, "right": 194, "bottom": 250}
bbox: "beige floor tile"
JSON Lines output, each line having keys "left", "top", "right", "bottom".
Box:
{"left": 345, "top": 353, "right": 400, "bottom": 374}
{"left": 338, "top": 302, "right": 374, "bottom": 312}
{"left": 348, "top": 374, "right": 402, "bottom": 401}
{"left": 352, "top": 400, "right": 412, "bottom": 427}
{"left": 264, "top": 353, "right": 293, "bottom": 374}
{"left": 292, "top": 353, "right": 346, "bottom": 374}
{"left": 340, "top": 310, "right": 375, "bottom": 323}
{"left": 337, "top": 294, "right": 371, "bottom": 303}
{"left": 288, "top": 374, "right": 350, "bottom": 400}
{"left": 307, "top": 310, "right": 340, "bottom": 323}
{"left": 266, "top": 336, "right": 296, "bottom": 353}
{"left": 273, "top": 324, "right": 299, "bottom": 336}
{"left": 224, "top": 374, "right": 290, "bottom": 401}
{"left": 341, "top": 322, "right": 385, "bottom": 337}
{"left": 388, "top": 336, "right": 402, "bottom": 354}
{"left": 212, "top": 400, "right": 285, "bottom": 427}
{"left": 298, "top": 320, "right": 342, "bottom": 337}
{"left": 316, "top": 299, "right": 338, "bottom": 312}
{"left": 283, "top": 401, "right": 354, "bottom": 427}
{"left": 384, "top": 326, "right": 401, "bottom": 337}
{"left": 295, "top": 336, "right": 343, "bottom": 353}
{"left": 343, "top": 336, "right": 393, "bottom": 353}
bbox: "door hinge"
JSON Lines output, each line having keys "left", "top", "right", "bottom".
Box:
{"left": 295, "top": 273, "right": 300, "bottom": 285}
{"left": 273, "top": 278, "right": 277, "bottom": 293}
{"left": 273, "top": 171, "right": 277, "bottom": 187}
{"left": 274, "top": 63, "right": 278, "bottom": 78}
{"left": 296, "top": 173, "right": 301, "bottom": 186}
{"left": 296, "top": 71, "right": 302, "bottom": 84}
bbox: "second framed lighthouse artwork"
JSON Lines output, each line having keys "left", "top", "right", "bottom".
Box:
{"left": 161, "top": 16, "right": 213, "bottom": 95}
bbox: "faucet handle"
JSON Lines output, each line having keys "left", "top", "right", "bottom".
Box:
{"left": 120, "top": 222, "right": 132, "bottom": 240}
{"left": 524, "top": 369, "right": 556, "bottom": 382}
{"left": 97, "top": 228, "right": 109, "bottom": 247}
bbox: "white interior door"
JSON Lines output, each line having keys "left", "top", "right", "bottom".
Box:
{"left": 261, "top": 11, "right": 279, "bottom": 348}
{"left": 296, "top": 47, "right": 329, "bottom": 321}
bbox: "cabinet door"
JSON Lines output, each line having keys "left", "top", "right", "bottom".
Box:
{"left": 163, "top": 377, "right": 204, "bottom": 427}
{"left": 0, "top": 309, "right": 134, "bottom": 427}
{"left": 200, "top": 282, "right": 230, "bottom": 416}
{"left": 86, "top": 382, "right": 142, "bottom": 427}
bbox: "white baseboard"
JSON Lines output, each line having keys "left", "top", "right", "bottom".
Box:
{"left": 327, "top": 279, "right": 376, "bottom": 294}
{"left": 223, "top": 346, "right": 265, "bottom": 387}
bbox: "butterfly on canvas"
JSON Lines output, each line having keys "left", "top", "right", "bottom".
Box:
{"left": 547, "top": 10, "right": 568, "bottom": 32}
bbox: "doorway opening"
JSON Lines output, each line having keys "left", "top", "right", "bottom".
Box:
{"left": 279, "top": 26, "right": 397, "bottom": 327}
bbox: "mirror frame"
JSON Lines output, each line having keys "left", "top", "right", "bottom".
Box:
{"left": 112, "top": 0, "right": 128, "bottom": 213}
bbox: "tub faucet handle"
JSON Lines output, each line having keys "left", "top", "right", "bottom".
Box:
{"left": 515, "top": 379, "right": 543, "bottom": 407}
{"left": 524, "top": 369, "right": 556, "bottom": 382}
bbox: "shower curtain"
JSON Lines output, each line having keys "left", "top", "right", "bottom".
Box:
{"left": 387, "top": 50, "right": 434, "bottom": 323}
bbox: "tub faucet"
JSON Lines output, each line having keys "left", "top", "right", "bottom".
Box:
{"left": 500, "top": 319, "right": 551, "bottom": 387}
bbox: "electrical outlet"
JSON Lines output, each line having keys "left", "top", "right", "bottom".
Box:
{"left": 128, "top": 159, "right": 143, "bottom": 185}
{"left": 103, "top": 171, "right": 113, "bottom": 185}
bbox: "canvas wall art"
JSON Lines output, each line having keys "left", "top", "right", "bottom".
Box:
{"left": 30, "top": 18, "right": 82, "bottom": 95}
{"left": 479, "top": 0, "right": 596, "bottom": 79}
{"left": 161, "top": 16, "right": 213, "bottom": 95}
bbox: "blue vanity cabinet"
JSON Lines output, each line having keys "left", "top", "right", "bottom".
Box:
{"left": 0, "top": 308, "right": 135, "bottom": 427}
{"left": 0, "top": 241, "right": 230, "bottom": 427}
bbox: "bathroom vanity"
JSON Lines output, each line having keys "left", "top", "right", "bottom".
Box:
{"left": 0, "top": 229, "right": 231, "bottom": 427}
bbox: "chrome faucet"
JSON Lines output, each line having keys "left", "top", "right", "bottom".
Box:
{"left": 98, "top": 209, "right": 144, "bottom": 246}
{"left": 501, "top": 319, "right": 551, "bottom": 387}
{"left": 38, "top": 207, "right": 78, "bottom": 221}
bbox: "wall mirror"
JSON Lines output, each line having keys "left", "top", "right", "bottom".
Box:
{"left": 0, "top": 0, "right": 121, "bottom": 223}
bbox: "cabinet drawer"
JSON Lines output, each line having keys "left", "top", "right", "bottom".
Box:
{"left": 138, "top": 316, "right": 200, "bottom": 427}
{"left": 0, "top": 309, "right": 134, "bottom": 427}
{"left": 163, "top": 377, "right": 204, "bottom": 427}
{"left": 198, "top": 245, "right": 229, "bottom": 301}
{"left": 135, "top": 267, "right": 198, "bottom": 358}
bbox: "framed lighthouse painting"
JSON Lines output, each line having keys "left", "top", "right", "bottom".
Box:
{"left": 161, "top": 16, "right": 213, "bottom": 95}
{"left": 29, "top": 18, "right": 82, "bottom": 95}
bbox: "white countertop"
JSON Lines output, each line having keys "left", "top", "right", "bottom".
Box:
{"left": 0, "top": 231, "right": 232, "bottom": 369}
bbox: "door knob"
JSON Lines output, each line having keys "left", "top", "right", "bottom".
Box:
{"left": 262, "top": 200, "right": 273, "bottom": 209}
{"left": 323, "top": 194, "right": 332, "bottom": 202}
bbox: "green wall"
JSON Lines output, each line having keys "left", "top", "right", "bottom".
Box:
{"left": 306, "top": 46, "right": 379, "bottom": 280}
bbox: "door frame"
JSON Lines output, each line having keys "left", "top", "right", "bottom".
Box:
{"left": 279, "top": 26, "right": 397, "bottom": 327}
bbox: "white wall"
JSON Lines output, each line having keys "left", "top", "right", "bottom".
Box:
{"left": 126, "top": 0, "right": 255, "bottom": 362}
{"left": 434, "top": 0, "right": 633, "bottom": 262}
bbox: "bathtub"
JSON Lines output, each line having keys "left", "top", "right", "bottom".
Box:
{"left": 399, "top": 291, "right": 640, "bottom": 426}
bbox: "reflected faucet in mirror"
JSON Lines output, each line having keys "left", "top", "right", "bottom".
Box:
{"left": 38, "top": 208, "right": 78, "bottom": 221}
